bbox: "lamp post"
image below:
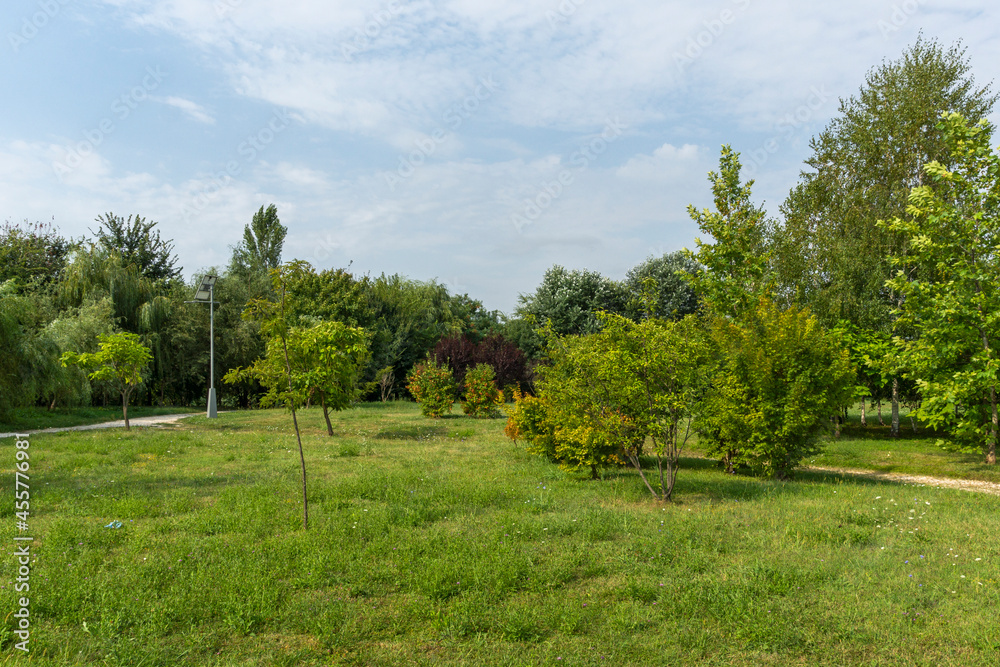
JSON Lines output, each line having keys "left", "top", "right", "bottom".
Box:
{"left": 187, "top": 275, "right": 218, "bottom": 418}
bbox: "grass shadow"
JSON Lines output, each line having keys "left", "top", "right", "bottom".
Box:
{"left": 374, "top": 424, "right": 448, "bottom": 440}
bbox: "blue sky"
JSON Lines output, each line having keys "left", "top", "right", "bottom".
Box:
{"left": 3, "top": 0, "right": 999, "bottom": 314}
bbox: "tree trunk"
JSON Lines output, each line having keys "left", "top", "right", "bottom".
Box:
{"left": 989, "top": 385, "right": 998, "bottom": 465}
{"left": 891, "top": 378, "right": 900, "bottom": 438}
{"left": 320, "top": 392, "right": 333, "bottom": 436}
{"left": 860, "top": 399, "right": 867, "bottom": 427}
{"left": 877, "top": 399, "right": 884, "bottom": 426}
{"left": 122, "top": 391, "right": 130, "bottom": 431}
{"left": 833, "top": 415, "right": 841, "bottom": 438}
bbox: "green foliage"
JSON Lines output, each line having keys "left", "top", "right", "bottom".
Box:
{"left": 526, "top": 314, "right": 708, "bottom": 496}
{"left": 515, "top": 265, "right": 628, "bottom": 336}
{"left": 624, "top": 251, "right": 701, "bottom": 321}
{"left": 462, "top": 364, "right": 502, "bottom": 418}
{"left": 0, "top": 283, "right": 63, "bottom": 416}
{"left": 883, "top": 112, "right": 1000, "bottom": 463}
{"left": 0, "top": 219, "right": 75, "bottom": 290}
{"left": 60, "top": 332, "right": 153, "bottom": 429}
{"left": 504, "top": 388, "right": 557, "bottom": 458}
{"left": 696, "top": 300, "right": 855, "bottom": 479}
{"left": 230, "top": 204, "right": 287, "bottom": 278}
{"left": 91, "top": 212, "right": 180, "bottom": 282}
{"left": 682, "top": 146, "right": 774, "bottom": 318}
{"left": 775, "top": 37, "right": 996, "bottom": 331}
{"left": 406, "top": 359, "right": 456, "bottom": 418}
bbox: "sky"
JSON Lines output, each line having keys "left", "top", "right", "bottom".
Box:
{"left": 2, "top": 0, "right": 999, "bottom": 314}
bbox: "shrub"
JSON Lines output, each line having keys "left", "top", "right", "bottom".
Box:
{"left": 696, "top": 300, "right": 854, "bottom": 479}
{"left": 504, "top": 388, "right": 558, "bottom": 460}
{"left": 432, "top": 333, "right": 529, "bottom": 395}
{"left": 462, "top": 364, "right": 502, "bottom": 418}
{"left": 406, "top": 359, "right": 456, "bottom": 418}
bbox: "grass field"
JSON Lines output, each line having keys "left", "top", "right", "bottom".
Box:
{"left": 2, "top": 402, "right": 998, "bottom": 665}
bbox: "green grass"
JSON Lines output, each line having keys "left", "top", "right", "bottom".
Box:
{"left": 2, "top": 402, "right": 999, "bottom": 665}
{"left": 0, "top": 406, "right": 193, "bottom": 433}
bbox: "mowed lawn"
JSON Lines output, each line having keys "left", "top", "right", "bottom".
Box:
{"left": 1, "top": 403, "right": 998, "bottom": 666}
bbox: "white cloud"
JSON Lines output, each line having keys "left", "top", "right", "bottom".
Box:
{"left": 617, "top": 143, "right": 703, "bottom": 182}
{"left": 157, "top": 96, "right": 216, "bottom": 124}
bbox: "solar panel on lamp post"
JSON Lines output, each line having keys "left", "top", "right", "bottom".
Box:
{"left": 186, "top": 275, "right": 218, "bottom": 418}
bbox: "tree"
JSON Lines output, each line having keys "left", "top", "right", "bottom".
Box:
{"left": 516, "top": 265, "right": 628, "bottom": 336}
{"left": 775, "top": 36, "right": 997, "bottom": 435}
{"left": 682, "top": 145, "right": 774, "bottom": 318}
{"left": 92, "top": 213, "right": 180, "bottom": 282}
{"left": 230, "top": 204, "right": 287, "bottom": 277}
{"left": 222, "top": 261, "right": 311, "bottom": 529}
{"left": 695, "top": 301, "right": 854, "bottom": 478}
{"left": 60, "top": 333, "right": 152, "bottom": 430}
{"left": 0, "top": 219, "right": 75, "bottom": 290}
{"left": 884, "top": 112, "right": 1000, "bottom": 464}
{"left": 624, "top": 251, "right": 700, "bottom": 321}
{"left": 514, "top": 314, "right": 708, "bottom": 498}
{"left": 406, "top": 359, "right": 456, "bottom": 418}
{"left": 462, "top": 364, "right": 502, "bottom": 418}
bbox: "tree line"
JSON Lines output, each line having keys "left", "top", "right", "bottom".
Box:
{"left": 3, "top": 37, "right": 998, "bottom": 474}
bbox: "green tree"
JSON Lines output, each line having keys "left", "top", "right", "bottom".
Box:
{"left": 0, "top": 219, "right": 75, "bottom": 290}
{"left": 406, "top": 359, "right": 456, "bottom": 418}
{"left": 523, "top": 314, "right": 708, "bottom": 497}
{"left": 884, "top": 112, "right": 1000, "bottom": 464}
{"left": 775, "top": 37, "right": 997, "bottom": 435}
{"left": 222, "top": 261, "right": 311, "bottom": 529}
{"left": 462, "top": 364, "right": 502, "bottom": 418}
{"left": 682, "top": 145, "right": 774, "bottom": 318}
{"left": 696, "top": 301, "right": 854, "bottom": 478}
{"left": 92, "top": 213, "right": 180, "bottom": 282}
{"left": 231, "top": 204, "right": 287, "bottom": 278}
{"left": 60, "top": 333, "right": 152, "bottom": 430}
{"left": 624, "top": 251, "right": 700, "bottom": 321}
{"left": 516, "top": 265, "right": 629, "bottom": 336}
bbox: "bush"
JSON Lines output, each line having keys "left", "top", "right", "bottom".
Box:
{"left": 462, "top": 364, "right": 502, "bottom": 418}
{"left": 406, "top": 359, "right": 456, "bottom": 418}
{"left": 696, "top": 300, "right": 854, "bottom": 479}
{"left": 504, "top": 389, "right": 558, "bottom": 460}
{"left": 432, "top": 333, "right": 529, "bottom": 394}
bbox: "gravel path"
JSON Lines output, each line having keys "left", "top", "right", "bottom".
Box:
{"left": 0, "top": 413, "right": 198, "bottom": 439}
{"left": 804, "top": 465, "right": 1000, "bottom": 497}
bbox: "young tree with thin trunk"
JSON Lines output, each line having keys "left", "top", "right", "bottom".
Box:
{"left": 884, "top": 112, "right": 1000, "bottom": 464}
{"left": 223, "top": 262, "right": 367, "bottom": 529}
{"left": 60, "top": 333, "right": 152, "bottom": 430}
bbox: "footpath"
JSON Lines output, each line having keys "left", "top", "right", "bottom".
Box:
{"left": 0, "top": 413, "right": 197, "bottom": 439}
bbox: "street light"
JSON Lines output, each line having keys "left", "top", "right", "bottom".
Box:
{"left": 187, "top": 275, "right": 218, "bottom": 418}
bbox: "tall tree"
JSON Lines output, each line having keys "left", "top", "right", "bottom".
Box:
{"left": 884, "top": 113, "right": 1000, "bottom": 464}
{"left": 92, "top": 213, "right": 180, "bottom": 282}
{"left": 623, "top": 251, "right": 701, "bottom": 321}
{"left": 0, "top": 219, "right": 75, "bottom": 290}
{"left": 515, "top": 265, "right": 628, "bottom": 336}
{"left": 682, "top": 145, "right": 774, "bottom": 318}
{"left": 231, "top": 204, "right": 287, "bottom": 277}
{"left": 775, "top": 36, "right": 997, "bottom": 435}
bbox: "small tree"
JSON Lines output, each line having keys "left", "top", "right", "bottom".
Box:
{"left": 884, "top": 112, "right": 1000, "bottom": 464}
{"left": 462, "top": 364, "right": 502, "bottom": 418}
{"left": 60, "top": 332, "right": 152, "bottom": 430}
{"left": 376, "top": 366, "right": 395, "bottom": 402}
{"left": 407, "top": 359, "right": 456, "bottom": 418}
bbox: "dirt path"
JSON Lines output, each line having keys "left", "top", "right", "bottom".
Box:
{"left": 804, "top": 465, "right": 1000, "bottom": 497}
{"left": 0, "top": 413, "right": 198, "bottom": 439}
